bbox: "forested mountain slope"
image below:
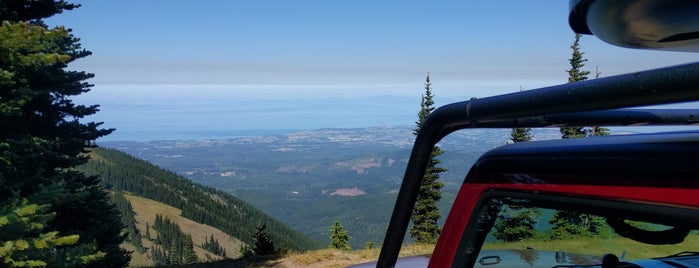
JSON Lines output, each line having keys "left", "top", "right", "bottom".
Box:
{"left": 102, "top": 127, "right": 563, "bottom": 248}
{"left": 79, "top": 147, "right": 321, "bottom": 253}
{"left": 113, "top": 192, "right": 244, "bottom": 266}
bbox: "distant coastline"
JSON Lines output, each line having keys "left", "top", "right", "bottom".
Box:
{"left": 98, "top": 128, "right": 306, "bottom": 142}
{"left": 95, "top": 124, "right": 696, "bottom": 143}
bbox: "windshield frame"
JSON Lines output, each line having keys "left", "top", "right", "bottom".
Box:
{"left": 452, "top": 189, "right": 699, "bottom": 268}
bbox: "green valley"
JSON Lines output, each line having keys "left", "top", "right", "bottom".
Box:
{"left": 79, "top": 147, "right": 321, "bottom": 266}
{"left": 99, "top": 127, "right": 561, "bottom": 248}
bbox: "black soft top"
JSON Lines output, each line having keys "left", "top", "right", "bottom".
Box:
{"left": 470, "top": 130, "right": 699, "bottom": 185}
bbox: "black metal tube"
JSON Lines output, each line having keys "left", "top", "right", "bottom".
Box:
{"left": 377, "top": 61, "right": 699, "bottom": 267}
{"left": 475, "top": 108, "right": 699, "bottom": 128}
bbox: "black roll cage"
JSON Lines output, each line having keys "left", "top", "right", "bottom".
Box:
{"left": 376, "top": 61, "right": 699, "bottom": 267}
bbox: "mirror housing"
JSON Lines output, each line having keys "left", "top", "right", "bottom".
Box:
{"left": 569, "top": 0, "right": 699, "bottom": 52}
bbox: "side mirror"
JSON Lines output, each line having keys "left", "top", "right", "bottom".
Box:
{"left": 569, "top": 0, "right": 699, "bottom": 52}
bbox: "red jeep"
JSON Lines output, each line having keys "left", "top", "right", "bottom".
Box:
{"left": 366, "top": 1, "right": 699, "bottom": 267}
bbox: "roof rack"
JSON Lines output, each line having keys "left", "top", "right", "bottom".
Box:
{"left": 376, "top": 61, "right": 699, "bottom": 267}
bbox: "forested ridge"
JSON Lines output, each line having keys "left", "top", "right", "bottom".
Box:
{"left": 78, "top": 147, "right": 321, "bottom": 253}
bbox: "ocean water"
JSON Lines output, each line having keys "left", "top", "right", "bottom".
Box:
{"left": 76, "top": 85, "right": 422, "bottom": 141}
{"left": 76, "top": 84, "right": 699, "bottom": 142}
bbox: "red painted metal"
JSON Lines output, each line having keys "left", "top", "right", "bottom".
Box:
{"left": 428, "top": 184, "right": 485, "bottom": 268}
{"left": 428, "top": 182, "right": 699, "bottom": 267}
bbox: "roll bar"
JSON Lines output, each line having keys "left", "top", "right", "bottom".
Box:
{"left": 376, "top": 61, "right": 699, "bottom": 267}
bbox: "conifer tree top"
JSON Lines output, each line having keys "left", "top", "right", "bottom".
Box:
{"left": 567, "top": 33, "right": 591, "bottom": 83}
{"left": 0, "top": 0, "right": 78, "bottom": 22}
{"left": 414, "top": 72, "right": 436, "bottom": 136}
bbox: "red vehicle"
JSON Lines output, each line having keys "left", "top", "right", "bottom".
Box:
{"left": 359, "top": 1, "right": 699, "bottom": 267}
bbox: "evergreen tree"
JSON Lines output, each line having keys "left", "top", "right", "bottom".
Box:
{"left": 559, "top": 36, "right": 612, "bottom": 138}
{"left": 239, "top": 245, "right": 254, "bottom": 258}
{"left": 560, "top": 34, "right": 590, "bottom": 139}
{"left": 549, "top": 210, "right": 590, "bottom": 239}
{"left": 151, "top": 214, "right": 200, "bottom": 264}
{"left": 510, "top": 87, "right": 533, "bottom": 143}
{"left": 0, "top": 1, "right": 128, "bottom": 266}
{"left": 591, "top": 66, "right": 611, "bottom": 136}
{"left": 111, "top": 191, "right": 143, "bottom": 252}
{"left": 151, "top": 246, "right": 167, "bottom": 266}
{"left": 549, "top": 211, "right": 613, "bottom": 240}
{"left": 202, "top": 234, "right": 226, "bottom": 257}
{"left": 510, "top": 128, "right": 533, "bottom": 143}
{"left": 566, "top": 34, "right": 590, "bottom": 84}
{"left": 154, "top": 214, "right": 163, "bottom": 228}
{"left": 329, "top": 220, "right": 351, "bottom": 250}
{"left": 590, "top": 126, "right": 611, "bottom": 136}
{"left": 588, "top": 215, "right": 614, "bottom": 238}
{"left": 252, "top": 223, "right": 275, "bottom": 255}
{"left": 0, "top": 198, "right": 105, "bottom": 267}
{"left": 158, "top": 247, "right": 168, "bottom": 266}
{"left": 410, "top": 73, "right": 447, "bottom": 243}
{"left": 493, "top": 206, "right": 541, "bottom": 242}
{"left": 552, "top": 36, "right": 613, "bottom": 239}
{"left": 168, "top": 243, "right": 180, "bottom": 265}
{"left": 145, "top": 222, "right": 151, "bottom": 240}
{"left": 182, "top": 234, "right": 198, "bottom": 264}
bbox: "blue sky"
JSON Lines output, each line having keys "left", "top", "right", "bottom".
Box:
{"left": 49, "top": 1, "right": 696, "bottom": 96}
{"left": 45, "top": 1, "right": 698, "bottom": 140}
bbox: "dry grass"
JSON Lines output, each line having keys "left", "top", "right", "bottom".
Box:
{"left": 273, "top": 243, "right": 434, "bottom": 268}
{"left": 151, "top": 239, "right": 433, "bottom": 267}
{"left": 166, "top": 234, "right": 699, "bottom": 267}
{"left": 119, "top": 191, "right": 433, "bottom": 267}
{"left": 282, "top": 248, "right": 376, "bottom": 268}
{"left": 122, "top": 193, "right": 245, "bottom": 267}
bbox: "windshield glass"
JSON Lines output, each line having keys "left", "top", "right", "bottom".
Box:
{"left": 459, "top": 192, "right": 699, "bottom": 267}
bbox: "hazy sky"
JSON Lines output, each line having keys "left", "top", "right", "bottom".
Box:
{"left": 49, "top": 1, "right": 696, "bottom": 99}
{"left": 44, "top": 1, "right": 698, "bottom": 140}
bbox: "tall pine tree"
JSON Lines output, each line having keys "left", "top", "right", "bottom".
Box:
{"left": 552, "top": 35, "right": 590, "bottom": 238}
{"left": 551, "top": 35, "right": 612, "bottom": 240}
{"left": 182, "top": 234, "right": 198, "bottom": 264}
{"left": 560, "top": 33, "right": 591, "bottom": 139}
{"left": 0, "top": 1, "right": 129, "bottom": 266}
{"left": 329, "top": 220, "right": 351, "bottom": 250}
{"left": 559, "top": 34, "right": 611, "bottom": 138}
{"left": 409, "top": 73, "right": 447, "bottom": 244}
{"left": 252, "top": 223, "right": 275, "bottom": 256}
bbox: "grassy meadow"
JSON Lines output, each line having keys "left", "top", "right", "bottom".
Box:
{"left": 482, "top": 234, "right": 699, "bottom": 260}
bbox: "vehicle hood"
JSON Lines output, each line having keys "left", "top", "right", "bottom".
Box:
{"left": 347, "top": 254, "right": 430, "bottom": 268}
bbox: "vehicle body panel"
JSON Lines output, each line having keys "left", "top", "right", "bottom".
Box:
{"left": 428, "top": 131, "right": 699, "bottom": 268}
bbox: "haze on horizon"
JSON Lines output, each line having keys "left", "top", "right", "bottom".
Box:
{"left": 47, "top": 1, "right": 698, "bottom": 141}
